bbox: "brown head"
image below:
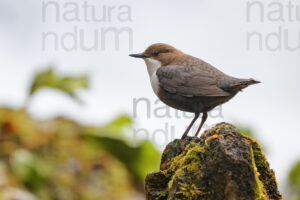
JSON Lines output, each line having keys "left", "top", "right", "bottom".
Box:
{"left": 129, "top": 43, "right": 184, "bottom": 66}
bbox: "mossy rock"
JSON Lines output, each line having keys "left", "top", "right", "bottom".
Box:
{"left": 145, "top": 122, "right": 282, "bottom": 200}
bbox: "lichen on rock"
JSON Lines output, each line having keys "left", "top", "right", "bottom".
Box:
{"left": 145, "top": 123, "right": 282, "bottom": 200}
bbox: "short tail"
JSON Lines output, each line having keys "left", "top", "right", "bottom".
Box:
{"left": 242, "top": 78, "right": 260, "bottom": 85}
{"left": 239, "top": 78, "right": 260, "bottom": 90}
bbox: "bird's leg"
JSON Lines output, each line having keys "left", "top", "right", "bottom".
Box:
{"left": 195, "top": 112, "right": 208, "bottom": 137}
{"left": 181, "top": 112, "right": 200, "bottom": 139}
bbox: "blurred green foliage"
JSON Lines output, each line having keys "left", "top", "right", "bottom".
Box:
{"left": 30, "top": 68, "right": 88, "bottom": 101}
{"left": 0, "top": 108, "right": 160, "bottom": 200}
{"left": 0, "top": 68, "right": 160, "bottom": 200}
{"left": 289, "top": 161, "right": 300, "bottom": 190}
{"left": 84, "top": 115, "right": 160, "bottom": 181}
{"left": 288, "top": 161, "right": 300, "bottom": 199}
{"left": 238, "top": 127, "right": 253, "bottom": 138}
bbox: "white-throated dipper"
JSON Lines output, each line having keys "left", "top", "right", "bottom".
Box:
{"left": 130, "top": 43, "right": 260, "bottom": 139}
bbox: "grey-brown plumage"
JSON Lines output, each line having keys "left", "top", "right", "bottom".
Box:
{"left": 130, "top": 43, "right": 260, "bottom": 138}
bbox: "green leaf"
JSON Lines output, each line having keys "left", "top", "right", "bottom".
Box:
{"left": 289, "top": 161, "right": 300, "bottom": 191}
{"left": 238, "top": 127, "right": 253, "bottom": 137}
{"left": 85, "top": 114, "right": 133, "bottom": 138}
{"left": 106, "top": 115, "right": 132, "bottom": 128}
{"left": 134, "top": 140, "right": 161, "bottom": 180}
{"left": 83, "top": 115, "right": 160, "bottom": 181}
{"left": 11, "top": 149, "right": 46, "bottom": 191}
{"left": 29, "top": 68, "right": 88, "bottom": 101}
{"left": 83, "top": 135, "right": 160, "bottom": 181}
{"left": 102, "top": 115, "right": 133, "bottom": 136}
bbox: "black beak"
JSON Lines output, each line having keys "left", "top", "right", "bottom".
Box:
{"left": 129, "top": 53, "right": 145, "bottom": 58}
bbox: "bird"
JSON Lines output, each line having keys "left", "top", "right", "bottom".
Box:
{"left": 129, "top": 43, "right": 260, "bottom": 139}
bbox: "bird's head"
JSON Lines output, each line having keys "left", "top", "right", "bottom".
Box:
{"left": 129, "top": 43, "right": 183, "bottom": 66}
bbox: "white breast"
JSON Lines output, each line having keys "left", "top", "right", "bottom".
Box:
{"left": 144, "top": 58, "right": 161, "bottom": 95}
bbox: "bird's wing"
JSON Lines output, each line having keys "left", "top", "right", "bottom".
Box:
{"left": 156, "top": 65, "right": 230, "bottom": 97}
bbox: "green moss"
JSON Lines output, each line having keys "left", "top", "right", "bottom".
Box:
{"left": 251, "top": 140, "right": 282, "bottom": 199}
{"left": 166, "top": 143, "right": 203, "bottom": 180}
{"left": 250, "top": 147, "right": 268, "bottom": 200}
{"left": 207, "top": 134, "right": 224, "bottom": 142}
{"left": 164, "top": 142, "right": 207, "bottom": 199}
{"left": 145, "top": 123, "right": 282, "bottom": 200}
{"left": 166, "top": 141, "right": 202, "bottom": 174}
{"left": 176, "top": 182, "right": 205, "bottom": 199}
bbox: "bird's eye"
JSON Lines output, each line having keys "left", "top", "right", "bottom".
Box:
{"left": 153, "top": 52, "right": 159, "bottom": 56}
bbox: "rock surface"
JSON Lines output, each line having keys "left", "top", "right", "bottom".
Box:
{"left": 145, "top": 123, "right": 282, "bottom": 200}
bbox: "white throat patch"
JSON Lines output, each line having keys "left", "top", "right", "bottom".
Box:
{"left": 144, "top": 58, "right": 161, "bottom": 95}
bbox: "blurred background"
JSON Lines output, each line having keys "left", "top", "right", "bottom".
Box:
{"left": 0, "top": 0, "right": 300, "bottom": 199}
